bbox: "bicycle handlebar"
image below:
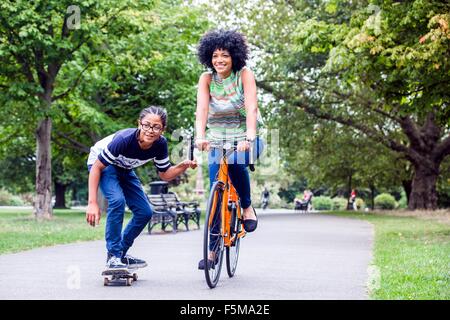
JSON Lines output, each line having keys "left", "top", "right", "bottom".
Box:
{"left": 189, "top": 136, "right": 255, "bottom": 172}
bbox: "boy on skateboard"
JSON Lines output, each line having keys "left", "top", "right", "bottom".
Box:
{"left": 86, "top": 106, "right": 197, "bottom": 273}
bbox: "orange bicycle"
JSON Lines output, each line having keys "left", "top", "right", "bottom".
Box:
{"left": 195, "top": 140, "right": 255, "bottom": 288}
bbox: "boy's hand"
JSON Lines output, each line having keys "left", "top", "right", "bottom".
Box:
{"left": 86, "top": 203, "right": 101, "bottom": 227}
{"left": 181, "top": 159, "right": 198, "bottom": 170}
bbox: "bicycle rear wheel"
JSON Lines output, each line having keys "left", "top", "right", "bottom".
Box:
{"left": 226, "top": 203, "right": 241, "bottom": 277}
{"left": 204, "top": 180, "right": 225, "bottom": 288}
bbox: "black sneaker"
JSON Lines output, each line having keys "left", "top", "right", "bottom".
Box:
{"left": 121, "top": 254, "right": 148, "bottom": 269}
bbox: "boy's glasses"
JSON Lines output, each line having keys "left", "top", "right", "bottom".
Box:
{"left": 140, "top": 122, "right": 163, "bottom": 133}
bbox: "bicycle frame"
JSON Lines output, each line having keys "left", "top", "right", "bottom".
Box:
{"left": 208, "top": 148, "right": 246, "bottom": 248}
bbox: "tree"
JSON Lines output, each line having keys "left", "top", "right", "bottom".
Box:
{"left": 0, "top": 0, "right": 210, "bottom": 217}
{"left": 49, "top": 0, "right": 210, "bottom": 202}
{"left": 292, "top": 121, "right": 411, "bottom": 209}
{"left": 213, "top": 0, "right": 450, "bottom": 210}
{"left": 0, "top": 0, "right": 154, "bottom": 218}
{"left": 0, "top": 140, "right": 35, "bottom": 195}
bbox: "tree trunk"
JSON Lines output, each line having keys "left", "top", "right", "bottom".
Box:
{"left": 369, "top": 183, "right": 375, "bottom": 210}
{"left": 408, "top": 162, "right": 439, "bottom": 210}
{"left": 54, "top": 181, "right": 67, "bottom": 209}
{"left": 34, "top": 117, "right": 53, "bottom": 219}
{"left": 400, "top": 112, "right": 448, "bottom": 210}
{"left": 71, "top": 184, "right": 78, "bottom": 207}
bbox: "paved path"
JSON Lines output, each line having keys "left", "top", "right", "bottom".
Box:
{"left": 0, "top": 211, "right": 373, "bottom": 300}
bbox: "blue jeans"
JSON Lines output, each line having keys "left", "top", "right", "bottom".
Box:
{"left": 89, "top": 165, "right": 153, "bottom": 258}
{"left": 208, "top": 137, "right": 265, "bottom": 209}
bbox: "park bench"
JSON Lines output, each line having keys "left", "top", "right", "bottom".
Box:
{"left": 295, "top": 196, "right": 313, "bottom": 214}
{"left": 147, "top": 194, "right": 178, "bottom": 234}
{"left": 161, "top": 192, "right": 201, "bottom": 231}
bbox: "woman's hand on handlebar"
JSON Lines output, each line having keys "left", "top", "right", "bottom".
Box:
{"left": 195, "top": 138, "right": 210, "bottom": 151}
{"left": 236, "top": 140, "right": 251, "bottom": 152}
{"left": 195, "top": 138, "right": 251, "bottom": 152}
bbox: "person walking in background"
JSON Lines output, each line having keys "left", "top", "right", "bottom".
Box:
{"left": 261, "top": 187, "right": 270, "bottom": 210}
{"left": 350, "top": 189, "right": 357, "bottom": 211}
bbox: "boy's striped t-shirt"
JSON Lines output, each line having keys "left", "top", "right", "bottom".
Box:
{"left": 87, "top": 128, "right": 171, "bottom": 172}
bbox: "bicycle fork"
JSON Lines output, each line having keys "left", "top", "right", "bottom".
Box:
{"left": 224, "top": 183, "right": 246, "bottom": 247}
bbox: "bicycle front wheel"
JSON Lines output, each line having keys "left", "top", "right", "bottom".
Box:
{"left": 226, "top": 203, "right": 241, "bottom": 278}
{"left": 204, "top": 180, "right": 225, "bottom": 288}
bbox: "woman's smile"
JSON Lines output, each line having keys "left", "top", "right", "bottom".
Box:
{"left": 212, "top": 49, "right": 232, "bottom": 77}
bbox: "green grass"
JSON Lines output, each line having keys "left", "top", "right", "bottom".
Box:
{"left": 325, "top": 211, "right": 450, "bottom": 300}
{"left": 0, "top": 208, "right": 131, "bottom": 255}
{"left": 0, "top": 208, "right": 202, "bottom": 255}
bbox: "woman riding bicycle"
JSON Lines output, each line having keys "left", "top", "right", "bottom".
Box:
{"left": 195, "top": 29, "right": 264, "bottom": 269}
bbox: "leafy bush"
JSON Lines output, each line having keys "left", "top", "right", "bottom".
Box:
{"left": 356, "top": 198, "right": 366, "bottom": 210}
{"left": 312, "top": 196, "right": 333, "bottom": 211}
{"left": 332, "top": 197, "right": 347, "bottom": 210}
{"left": 397, "top": 192, "right": 408, "bottom": 209}
{"left": 374, "top": 193, "right": 397, "bottom": 210}
{"left": 0, "top": 189, "right": 24, "bottom": 206}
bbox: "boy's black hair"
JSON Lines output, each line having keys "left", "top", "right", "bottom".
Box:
{"left": 197, "top": 29, "right": 249, "bottom": 73}
{"left": 139, "top": 105, "right": 167, "bottom": 127}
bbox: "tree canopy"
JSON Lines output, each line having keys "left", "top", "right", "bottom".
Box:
{"left": 1, "top": 0, "right": 449, "bottom": 212}
{"left": 212, "top": 0, "right": 450, "bottom": 209}
{"left": 0, "top": 0, "right": 210, "bottom": 216}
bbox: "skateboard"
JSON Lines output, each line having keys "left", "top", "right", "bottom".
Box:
{"left": 102, "top": 268, "right": 138, "bottom": 286}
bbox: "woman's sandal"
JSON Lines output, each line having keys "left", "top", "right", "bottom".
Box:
{"left": 198, "top": 255, "right": 219, "bottom": 270}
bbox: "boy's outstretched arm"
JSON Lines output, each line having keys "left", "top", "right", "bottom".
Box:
{"left": 158, "top": 159, "right": 197, "bottom": 182}
{"left": 86, "top": 160, "right": 106, "bottom": 227}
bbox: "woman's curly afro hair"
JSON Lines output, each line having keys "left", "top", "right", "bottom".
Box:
{"left": 197, "top": 29, "right": 249, "bottom": 73}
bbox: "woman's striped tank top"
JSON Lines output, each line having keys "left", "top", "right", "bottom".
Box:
{"left": 206, "top": 67, "right": 248, "bottom": 145}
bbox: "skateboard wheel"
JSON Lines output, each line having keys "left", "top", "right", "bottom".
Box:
{"left": 133, "top": 273, "right": 138, "bottom": 281}
{"left": 126, "top": 278, "right": 132, "bottom": 286}
{"left": 104, "top": 278, "right": 109, "bottom": 286}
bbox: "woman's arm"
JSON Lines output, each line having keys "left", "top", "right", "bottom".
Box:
{"left": 86, "top": 160, "right": 106, "bottom": 226}
{"left": 195, "top": 72, "right": 211, "bottom": 150}
{"left": 236, "top": 68, "right": 258, "bottom": 152}
{"left": 158, "top": 160, "right": 197, "bottom": 181}
{"left": 241, "top": 68, "right": 258, "bottom": 141}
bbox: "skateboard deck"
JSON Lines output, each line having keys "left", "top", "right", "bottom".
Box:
{"left": 102, "top": 269, "right": 138, "bottom": 286}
